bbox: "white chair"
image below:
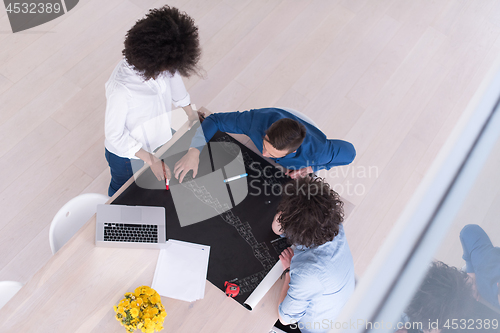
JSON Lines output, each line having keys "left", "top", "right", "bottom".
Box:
{"left": 49, "top": 193, "right": 109, "bottom": 254}
{"left": 0, "top": 281, "right": 23, "bottom": 310}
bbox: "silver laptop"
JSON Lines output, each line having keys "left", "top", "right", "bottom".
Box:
{"left": 95, "top": 204, "right": 166, "bottom": 249}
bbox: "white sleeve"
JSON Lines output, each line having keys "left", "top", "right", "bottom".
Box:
{"left": 104, "top": 89, "right": 142, "bottom": 158}
{"left": 169, "top": 71, "right": 191, "bottom": 107}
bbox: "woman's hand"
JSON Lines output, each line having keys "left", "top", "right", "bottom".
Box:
{"left": 149, "top": 155, "right": 171, "bottom": 181}
{"left": 135, "top": 149, "right": 170, "bottom": 181}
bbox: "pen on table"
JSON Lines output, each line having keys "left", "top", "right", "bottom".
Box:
{"left": 161, "top": 162, "right": 169, "bottom": 190}
{"left": 223, "top": 173, "right": 248, "bottom": 183}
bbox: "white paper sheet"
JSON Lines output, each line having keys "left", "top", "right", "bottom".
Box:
{"left": 152, "top": 239, "right": 210, "bottom": 302}
{"left": 243, "top": 260, "right": 283, "bottom": 310}
{"left": 243, "top": 245, "right": 296, "bottom": 310}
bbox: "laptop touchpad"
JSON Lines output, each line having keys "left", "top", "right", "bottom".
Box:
{"left": 121, "top": 207, "right": 142, "bottom": 222}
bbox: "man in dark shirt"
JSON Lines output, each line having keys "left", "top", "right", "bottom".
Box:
{"left": 174, "top": 107, "right": 356, "bottom": 182}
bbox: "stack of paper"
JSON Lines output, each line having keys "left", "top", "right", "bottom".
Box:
{"left": 152, "top": 239, "right": 210, "bottom": 302}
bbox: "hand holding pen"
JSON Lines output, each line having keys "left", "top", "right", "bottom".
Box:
{"left": 162, "top": 162, "right": 171, "bottom": 190}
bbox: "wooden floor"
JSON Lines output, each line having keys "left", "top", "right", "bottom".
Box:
{"left": 1, "top": 0, "right": 500, "bottom": 291}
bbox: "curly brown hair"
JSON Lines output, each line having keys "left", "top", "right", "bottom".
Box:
{"left": 123, "top": 6, "right": 201, "bottom": 80}
{"left": 405, "top": 261, "right": 477, "bottom": 331}
{"left": 277, "top": 177, "right": 344, "bottom": 248}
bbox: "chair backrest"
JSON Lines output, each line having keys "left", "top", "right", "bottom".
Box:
{"left": 49, "top": 193, "right": 109, "bottom": 254}
{"left": 0, "top": 281, "right": 23, "bottom": 310}
{"left": 279, "top": 107, "right": 320, "bottom": 128}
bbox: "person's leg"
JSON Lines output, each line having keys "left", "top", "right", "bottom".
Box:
{"left": 105, "top": 149, "right": 136, "bottom": 197}
{"left": 460, "top": 224, "right": 493, "bottom": 273}
{"left": 460, "top": 224, "right": 500, "bottom": 308}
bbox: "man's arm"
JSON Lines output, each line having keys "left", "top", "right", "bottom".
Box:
{"left": 285, "top": 167, "right": 313, "bottom": 179}
{"left": 191, "top": 111, "right": 254, "bottom": 151}
{"left": 174, "top": 110, "right": 254, "bottom": 182}
{"left": 311, "top": 139, "right": 356, "bottom": 172}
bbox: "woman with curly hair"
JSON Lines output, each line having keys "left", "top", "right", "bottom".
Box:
{"left": 396, "top": 261, "right": 500, "bottom": 333}
{"left": 272, "top": 177, "right": 355, "bottom": 333}
{"left": 104, "top": 6, "right": 201, "bottom": 196}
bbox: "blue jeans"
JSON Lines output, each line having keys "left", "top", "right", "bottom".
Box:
{"left": 460, "top": 224, "right": 500, "bottom": 309}
{"left": 105, "top": 149, "right": 144, "bottom": 197}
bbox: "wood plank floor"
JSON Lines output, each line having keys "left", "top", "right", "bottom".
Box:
{"left": 1, "top": 0, "right": 499, "bottom": 296}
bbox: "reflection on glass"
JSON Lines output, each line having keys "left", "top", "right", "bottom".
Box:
{"left": 397, "top": 135, "right": 500, "bottom": 333}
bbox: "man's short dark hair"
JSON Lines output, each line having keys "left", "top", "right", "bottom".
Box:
{"left": 405, "top": 261, "right": 476, "bottom": 331}
{"left": 265, "top": 118, "right": 306, "bottom": 153}
{"left": 123, "top": 6, "right": 201, "bottom": 80}
{"left": 277, "top": 177, "right": 344, "bottom": 248}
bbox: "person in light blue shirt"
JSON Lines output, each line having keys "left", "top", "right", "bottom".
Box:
{"left": 173, "top": 108, "right": 356, "bottom": 183}
{"left": 272, "top": 177, "right": 355, "bottom": 333}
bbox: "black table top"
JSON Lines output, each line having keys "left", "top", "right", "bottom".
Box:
{"left": 113, "top": 125, "right": 290, "bottom": 307}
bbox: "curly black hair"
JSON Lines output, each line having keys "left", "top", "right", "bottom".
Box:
{"left": 123, "top": 6, "right": 201, "bottom": 80}
{"left": 277, "top": 177, "right": 344, "bottom": 248}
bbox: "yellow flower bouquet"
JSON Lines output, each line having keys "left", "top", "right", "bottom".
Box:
{"left": 113, "top": 286, "right": 167, "bottom": 333}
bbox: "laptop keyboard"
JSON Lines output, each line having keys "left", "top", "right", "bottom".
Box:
{"left": 103, "top": 223, "right": 158, "bottom": 243}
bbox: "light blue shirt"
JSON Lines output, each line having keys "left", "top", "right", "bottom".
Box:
{"left": 279, "top": 225, "right": 355, "bottom": 333}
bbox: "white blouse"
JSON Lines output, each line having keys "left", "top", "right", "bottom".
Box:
{"left": 104, "top": 60, "right": 190, "bottom": 158}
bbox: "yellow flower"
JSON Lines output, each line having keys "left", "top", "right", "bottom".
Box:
{"left": 135, "top": 285, "right": 151, "bottom": 296}
{"left": 150, "top": 293, "right": 161, "bottom": 304}
{"left": 119, "top": 299, "right": 130, "bottom": 307}
{"left": 145, "top": 287, "right": 155, "bottom": 296}
{"left": 130, "top": 307, "right": 139, "bottom": 318}
{"left": 114, "top": 287, "right": 165, "bottom": 332}
{"left": 148, "top": 307, "right": 158, "bottom": 316}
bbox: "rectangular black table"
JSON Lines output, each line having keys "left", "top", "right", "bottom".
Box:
{"left": 113, "top": 125, "right": 291, "bottom": 307}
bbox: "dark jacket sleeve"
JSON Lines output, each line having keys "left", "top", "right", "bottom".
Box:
{"left": 190, "top": 111, "right": 253, "bottom": 151}
{"left": 311, "top": 140, "right": 356, "bottom": 172}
